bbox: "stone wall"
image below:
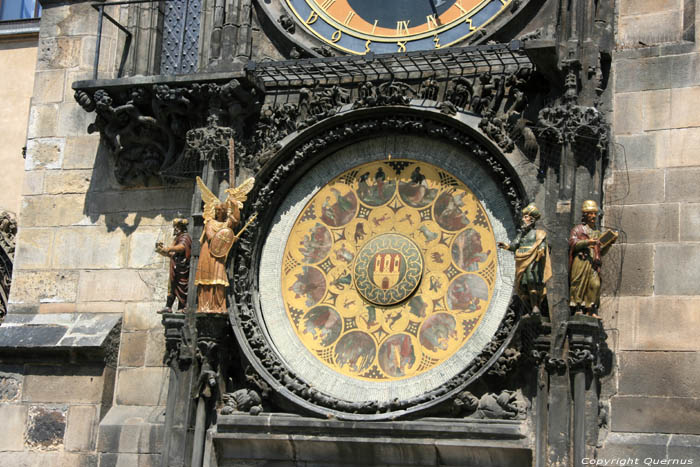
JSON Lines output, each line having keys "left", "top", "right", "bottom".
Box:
{"left": 599, "top": 0, "right": 700, "bottom": 457}
{"left": 0, "top": 37, "right": 37, "bottom": 214}
{"left": 1, "top": 2, "right": 191, "bottom": 466}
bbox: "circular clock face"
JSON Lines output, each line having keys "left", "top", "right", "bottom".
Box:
{"left": 284, "top": 0, "right": 513, "bottom": 54}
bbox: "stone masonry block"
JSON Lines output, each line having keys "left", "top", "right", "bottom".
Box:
{"left": 612, "top": 134, "right": 656, "bottom": 170}
{"left": 25, "top": 405, "right": 67, "bottom": 450}
{"left": 77, "top": 269, "right": 163, "bottom": 302}
{"left": 604, "top": 204, "right": 678, "bottom": 243}
{"left": 27, "top": 105, "right": 59, "bottom": 139}
{"left": 42, "top": 3, "right": 98, "bottom": 37}
{"left": 13, "top": 228, "right": 54, "bottom": 270}
{"left": 9, "top": 270, "right": 79, "bottom": 305}
{"left": 619, "top": 0, "right": 681, "bottom": 16}
{"left": 25, "top": 138, "right": 65, "bottom": 170}
{"left": 65, "top": 405, "right": 97, "bottom": 452}
{"left": 604, "top": 169, "right": 664, "bottom": 205}
{"left": 144, "top": 329, "right": 166, "bottom": 367}
{"left": 86, "top": 188, "right": 192, "bottom": 216}
{"left": 615, "top": 55, "right": 674, "bottom": 93}
{"left": 123, "top": 303, "right": 166, "bottom": 331}
{"left": 116, "top": 367, "right": 169, "bottom": 406}
{"left": 671, "top": 86, "right": 700, "bottom": 128}
{"left": 680, "top": 203, "right": 700, "bottom": 241}
{"left": 642, "top": 89, "right": 671, "bottom": 131}
{"left": 618, "top": 297, "right": 700, "bottom": 351}
{"left": 600, "top": 243, "right": 653, "bottom": 296}
{"left": 32, "top": 70, "right": 66, "bottom": 104}
{"left": 52, "top": 227, "right": 127, "bottom": 269}
{"left": 118, "top": 331, "right": 147, "bottom": 367}
{"left": 20, "top": 194, "right": 89, "bottom": 227}
{"left": 128, "top": 228, "right": 170, "bottom": 269}
{"left": 0, "top": 365, "right": 24, "bottom": 402}
{"left": 23, "top": 365, "right": 107, "bottom": 404}
{"left": 663, "top": 127, "right": 700, "bottom": 167}
{"left": 22, "top": 171, "right": 45, "bottom": 196}
{"left": 618, "top": 11, "right": 683, "bottom": 49}
{"left": 45, "top": 170, "right": 92, "bottom": 194}
{"left": 58, "top": 102, "right": 96, "bottom": 138}
{"left": 618, "top": 351, "right": 700, "bottom": 398}
{"left": 98, "top": 406, "right": 164, "bottom": 454}
{"left": 99, "top": 453, "right": 160, "bottom": 467}
{"left": 0, "top": 452, "right": 98, "bottom": 467}
{"left": 613, "top": 93, "right": 644, "bottom": 135}
{"left": 37, "top": 37, "right": 81, "bottom": 71}
{"left": 671, "top": 52, "right": 700, "bottom": 89}
{"left": 611, "top": 396, "right": 700, "bottom": 434}
{"left": 76, "top": 302, "right": 126, "bottom": 314}
{"left": 654, "top": 244, "right": 700, "bottom": 295}
{"left": 666, "top": 167, "right": 700, "bottom": 201}
{"left": 0, "top": 405, "right": 27, "bottom": 451}
{"left": 64, "top": 135, "right": 100, "bottom": 169}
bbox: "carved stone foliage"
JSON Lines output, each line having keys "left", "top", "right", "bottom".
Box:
{"left": 230, "top": 111, "right": 527, "bottom": 420}
{"left": 0, "top": 211, "right": 16, "bottom": 319}
{"left": 74, "top": 79, "right": 257, "bottom": 185}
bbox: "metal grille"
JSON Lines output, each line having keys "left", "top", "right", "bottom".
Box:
{"left": 160, "top": 0, "right": 201, "bottom": 74}
{"left": 246, "top": 41, "right": 531, "bottom": 91}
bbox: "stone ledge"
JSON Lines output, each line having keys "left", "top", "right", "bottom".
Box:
{"left": 599, "top": 432, "right": 700, "bottom": 461}
{"left": 0, "top": 313, "right": 121, "bottom": 361}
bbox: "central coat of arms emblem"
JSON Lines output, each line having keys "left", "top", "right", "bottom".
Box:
{"left": 354, "top": 233, "right": 423, "bottom": 306}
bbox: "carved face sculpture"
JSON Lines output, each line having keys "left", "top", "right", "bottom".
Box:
{"left": 214, "top": 203, "right": 228, "bottom": 222}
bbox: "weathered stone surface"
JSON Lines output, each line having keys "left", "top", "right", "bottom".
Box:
{"left": 618, "top": 11, "right": 683, "bottom": 48}
{"left": 98, "top": 453, "right": 160, "bottom": 467}
{"left": 611, "top": 396, "right": 700, "bottom": 434}
{"left": 618, "top": 351, "right": 700, "bottom": 398}
{"left": 666, "top": 167, "right": 700, "bottom": 202}
{"left": 615, "top": 56, "right": 674, "bottom": 93}
{"left": 58, "top": 102, "right": 95, "bottom": 138}
{"left": 25, "top": 405, "right": 67, "bottom": 450}
{"left": 598, "top": 432, "right": 699, "bottom": 463}
{"left": 25, "top": 138, "right": 65, "bottom": 170}
{"left": 37, "top": 37, "right": 81, "bottom": 71}
{"left": 123, "top": 303, "right": 164, "bottom": 331}
{"left": 33, "top": 70, "right": 66, "bottom": 104}
{"left": 76, "top": 302, "right": 126, "bottom": 314}
{"left": 600, "top": 244, "right": 653, "bottom": 296}
{"left": 45, "top": 170, "right": 92, "bottom": 194}
{"left": 617, "top": 297, "right": 700, "bottom": 351}
{"left": 613, "top": 93, "right": 644, "bottom": 134}
{"left": 642, "top": 89, "right": 671, "bottom": 131}
{"left": 85, "top": 188, "right": 192, "bottom": 216}
{"left": 52, "top": 227, "right": 126, "bottom": 269}
{"left": 680, "top": 203, "right": 700, "bottom": 241}
{"left": 619, "top": 0, "right": 681, "bottom": 16}
{"left": 0, "top": 405, "right": 27, "bottom": 451}
{"left": 605, "top": 204, "right": 678, "bottom": 243}
{"left": 612, "top": 134, "right": 656, "bottom": 170}
{"left": 9, "top": 270, "right": 79, "bottom": 305}
{"left": 0, "top": 365, "right": 23, "bottom": 402}
{"left": 671, "top": 86, "right": 700, "bottom": 128}
{"left": 27, "top": 105, "right": 59, "bottom": 139}
{"left": 22, "top": 170, "right": 46, "bottom": 196}
{"left": 670, "top": 52, "right": 700, "bottom": 89}
{"left": 65, "top": 405, "right": 96, "bottom": 452}
{"left": 0, "top": 452, "right": 98, "bottom": 467}
{"left": 116, "top": 368, "right": 169, "bottom": 406}
{"left": 118, "top": 331, "right": 147, "bottom": 367}
{"left": 13, "top": 228, "right": 54, "bottom": 270}
{"left": 663, "top": 127, "right": 700, "bottom": 167}
{"left": 78, "top": 270, "right": 165, "bottom": 302}
{"left": 144, "top": 329, "right": 165, "bottom": 367}
{"left": 0, "top": 313, "right": 121, "bottom": 349}
{"left": 38, "top": 303, "right": 78, "bottom": 314}
{"left": 97, "top": 406, "right": 164, "bottom": 454}
{"left": 20, "top": 194, "right": 89, "bottom": 227}
{"left": 605, "top": 170, "right": 664, "bottom": 205}
{"left": 654, "top": 244, "right": 700, "bottom": 295}
{"left": 127, "top": 228, "right": 169, "bottom": 269}
{"left": 23, "top": 365, "right": 106, "bottom": 404}
{"left": 63, "top": 135, "right": 99, "bottom": 169}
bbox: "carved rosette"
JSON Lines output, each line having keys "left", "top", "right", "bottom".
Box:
{"left": 229, "top": 109, "right": 528, "bottom": 420}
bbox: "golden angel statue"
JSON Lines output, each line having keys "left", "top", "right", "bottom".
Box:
{"left": 194, "top": 176, "right": 254, "bottom": 313}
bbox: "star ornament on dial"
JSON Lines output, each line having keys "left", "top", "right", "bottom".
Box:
{"left": 284, "top": 0, "right": 513, "bottom": 54}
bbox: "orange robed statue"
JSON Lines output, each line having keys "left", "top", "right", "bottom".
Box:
{"left": 194, "top": 176, "right": 254, "bottom": 313}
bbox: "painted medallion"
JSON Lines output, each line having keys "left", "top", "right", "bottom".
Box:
{"left": 280, "top": 159, "right": 498, "bottom": 381}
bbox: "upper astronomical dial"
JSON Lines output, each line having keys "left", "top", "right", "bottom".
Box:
{"left": 284, "top": 0, "right": 513, "bottom": 54}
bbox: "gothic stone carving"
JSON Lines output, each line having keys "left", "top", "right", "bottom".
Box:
{"left": 0, "top": 211, "right": 17, "bottom": 319}
{"left": 230, "top": 112, "right": 527, "bottom": 419}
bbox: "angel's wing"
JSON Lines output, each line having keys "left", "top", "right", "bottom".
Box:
{"left": 196, "top": 176, "right": 221, "bottom": 222}
{"left": 225, "top": 177, "right": 255, "bottom": 208}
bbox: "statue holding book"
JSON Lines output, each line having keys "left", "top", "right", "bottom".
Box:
{"left": 568, "top": 200, "right": 618, "bottom": 318}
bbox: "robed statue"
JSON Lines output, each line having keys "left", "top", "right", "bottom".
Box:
{"left": 497, "top": 203, "right": 552, "bottom": 318}
{"left": 195, "top": 176, "right": 254, "bottom": 313}
{"left": 568, "top": 200, "right": 618, "bottom": 318}
{"left": 155, "top": 218, "right": 192, "bottom": 312}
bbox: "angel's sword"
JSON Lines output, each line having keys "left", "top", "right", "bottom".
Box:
{"left": 235, "top": 213, "right": 258, "bottom": 237}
